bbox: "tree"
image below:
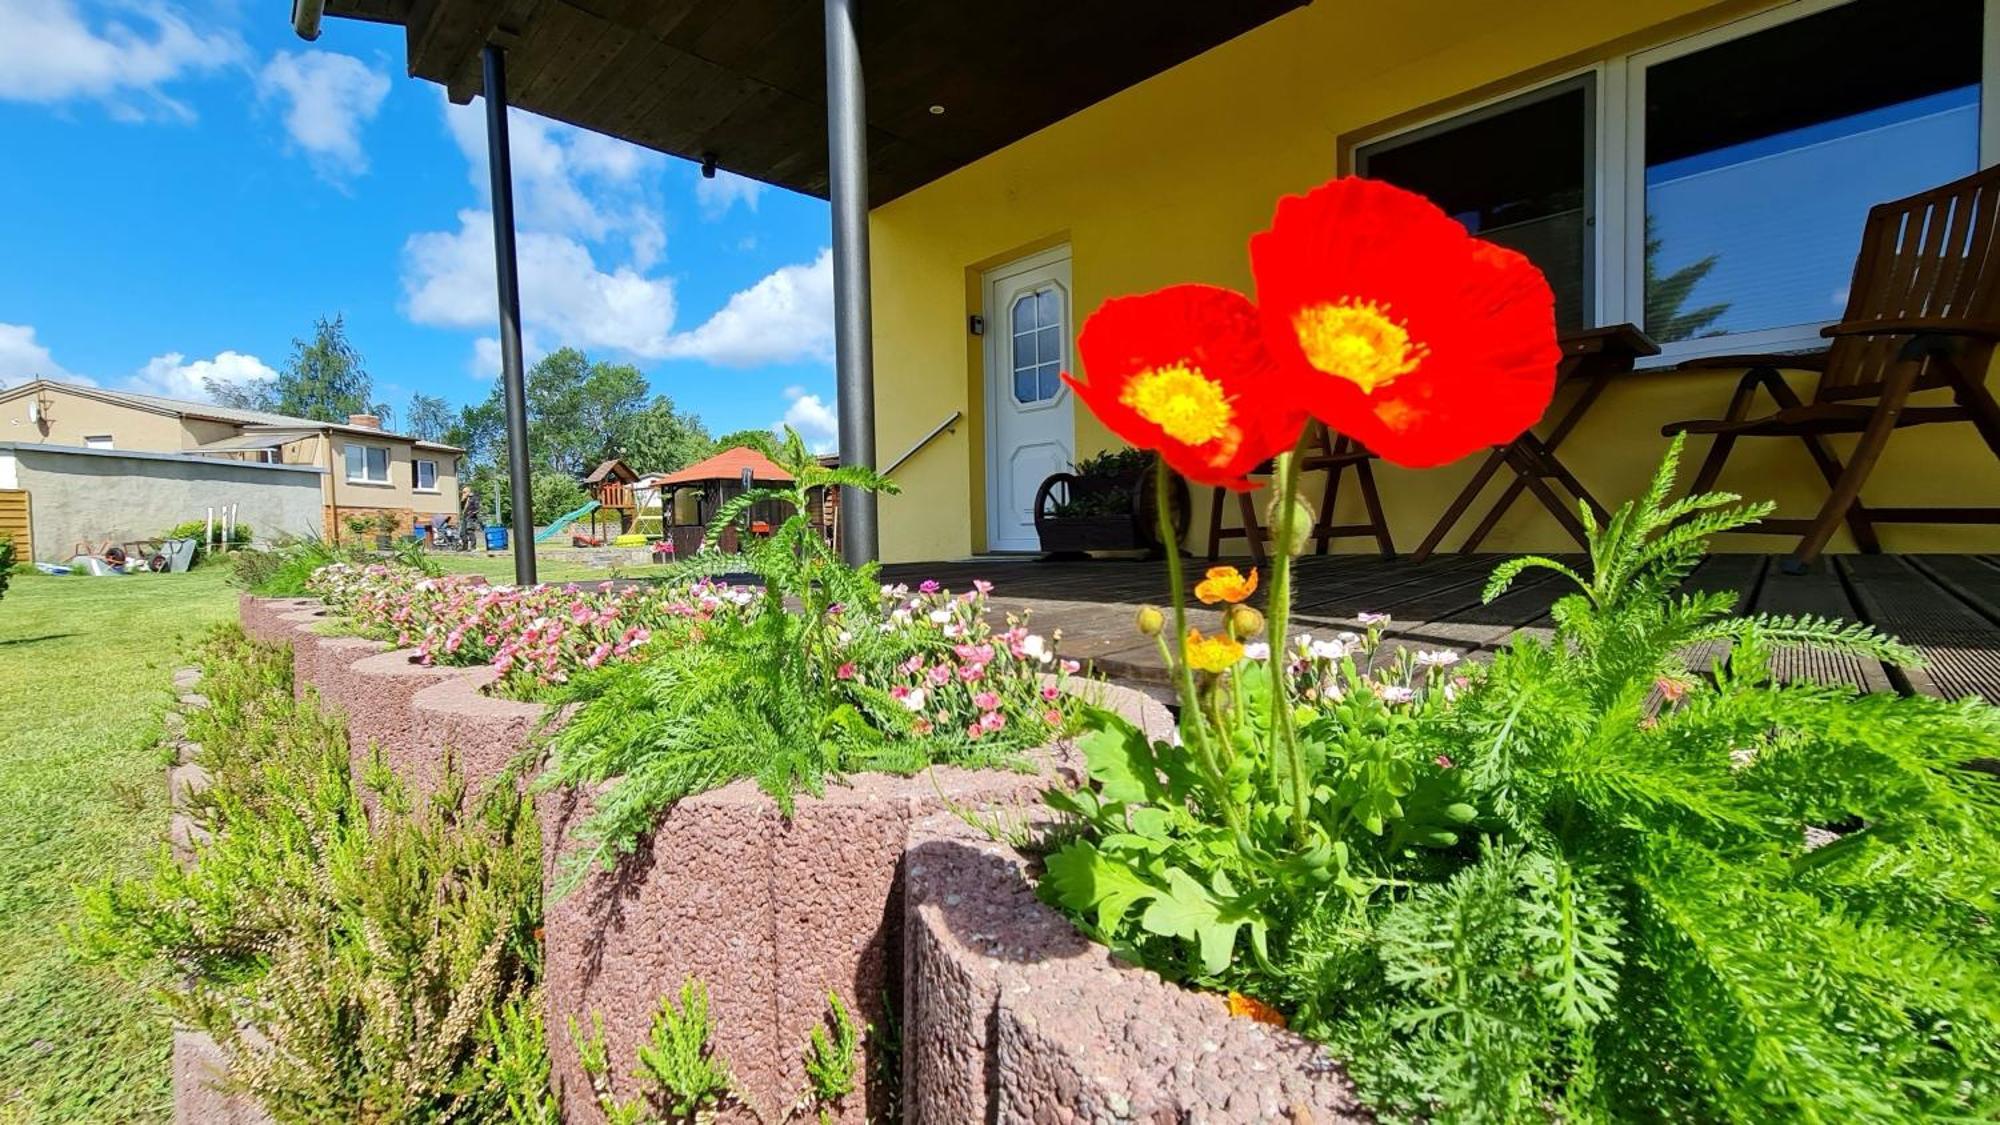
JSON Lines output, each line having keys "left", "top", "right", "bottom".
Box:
{"left": 208, "top": 315, "right": 390, "bottom": 424}
{"left": 710, "top": 428, "right": 782, "bottom": 460}
{"left": 403, "top": 393, "right": 454, "bottom": 443}
{"left": 614, "top": 396, "right": 712, "bottom": 475}
{"left": 530, "top": 471, "right": 590, "bottom": 525}
{"left": 1643, "top": 216, "right": 1731, "bottom": 343}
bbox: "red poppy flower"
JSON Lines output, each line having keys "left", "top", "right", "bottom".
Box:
{"left": 1249, "top": 177, "right": 1560, "bottom": 467}
{"left": 1065, "top": 284, "right": 1303, "bottom": 490}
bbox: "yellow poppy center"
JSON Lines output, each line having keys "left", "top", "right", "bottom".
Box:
{"left": 1293, "top": 299, "right": 1427, "bottom": 394}
{"left": 1120, "top": 363, "right": 1233, "bottom": 446}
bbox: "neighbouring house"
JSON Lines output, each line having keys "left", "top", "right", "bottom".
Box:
{"left": 0, "top": 379, "right": 463, "bottom": 552}
{"left": 314, "top": 0, "right": 2000, "bottom": 564}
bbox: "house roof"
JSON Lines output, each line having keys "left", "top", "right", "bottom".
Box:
{"left": 650, "top": 446, "right": 795, "bottom": 486}
{"left": 1, "top": 378, "right": 466, "bottom": 452}
{"left": 319, "top": 0, "right": 1307, "bottom": 204}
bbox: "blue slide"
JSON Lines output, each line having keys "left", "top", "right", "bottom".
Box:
{"left": 534, "top": 500, "right": 601, "bottom": 543}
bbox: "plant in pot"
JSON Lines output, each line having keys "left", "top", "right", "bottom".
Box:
{"left": 1032, "top": 446, "right": 1189, "bottom": 557}
{"left": 372, "top": 510, "right": 401, "bottom": 549}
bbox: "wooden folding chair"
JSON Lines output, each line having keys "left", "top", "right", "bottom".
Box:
{"left": 1663, "top": 164, "right": 2000, "bottom": 572}
{"left": 1204, "top": 422, "right": 1394, "bottom": 563}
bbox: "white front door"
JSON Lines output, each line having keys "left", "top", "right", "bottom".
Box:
{"left": 984, "top": 247, "right": 1075, "bottom": 552}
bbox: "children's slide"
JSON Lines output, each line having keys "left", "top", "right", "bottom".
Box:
{"left": 533, "top": 500, "right": 600, "bottom": 542}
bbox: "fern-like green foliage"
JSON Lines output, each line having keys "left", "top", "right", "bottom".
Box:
{"left": 802, "top": 991, "right": 861, "bottom": 1122}
{"left": 572, "top": 979, "right": 734, "bottom": 1124}
{"left": 539, "top": 428, "right": 1052, "bottom": 888}
{"left": 1042, "top": 436, "right": 2000, "bottom": 1123}
{"left": 74, "top": 626, "right": 548, "bottom": 1122}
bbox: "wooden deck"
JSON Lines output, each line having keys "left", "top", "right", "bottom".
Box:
{"left": 877, "top": 554, "right": 2000, "bottom": 704}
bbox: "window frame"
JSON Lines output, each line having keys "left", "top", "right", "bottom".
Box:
{"left": 345, "top": 442, "right": 392, "bottom": 485}
{"left": 82, "top": 434, "right": 114, "bottom": 450}
{"left": 1347, "top": 0, "right": 1995, "bottom": 367}
{"left": 414, "top": 458, "right": 439, "bottom": 492}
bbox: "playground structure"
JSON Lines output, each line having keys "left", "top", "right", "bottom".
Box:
{"left": 535, "top": 459, "right": 638, "bottom": 545}
{"left": 642, "top": 446, "right": 805, "bottom": 556}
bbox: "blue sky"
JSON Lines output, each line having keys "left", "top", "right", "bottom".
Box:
{"left": 0, "top": 0, "right": 839, "bottom": 448}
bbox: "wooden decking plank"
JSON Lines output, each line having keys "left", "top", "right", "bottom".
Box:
{"left": 1836, "top": 556, "right": 2000, "bottom": 703}
{"left": 1749, "top": 562, "right": 1891, "bottom": 693}
{"left": 1905, "top": 554, "right": 2000, "bottom": 626}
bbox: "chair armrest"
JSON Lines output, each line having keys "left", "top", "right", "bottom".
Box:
{"left": 1819, "top": 317, "right": 2000, "bottom": 341}
{"left": 1673, "top": 351, "right": 1828, "bottom": 373}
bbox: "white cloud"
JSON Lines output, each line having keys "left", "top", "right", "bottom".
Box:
{"left": 663, "top": 249, "right": 833, "bottom": 367}
{"left": 695, "top": 170, "right": 763, "bottom": 220}
{"left": 127, "top": 350, "right": 277, "bottom": 400}
{"left": 776, "top": 387, "right": 838, "bottom": 454}
{"left": 0, "top": 322, "right": 78, "bottom": 387}
{"left": 0, "top": 0, "right": 238, "bottom": 119}
{"left": 404, "top": 210, "right": 677, "bottom": 359}
{"left": 257, "top": 50, "right": 391, "bottom": 181}
{"left": 441, "top": 94, "right": 663, "bottom": 264}
{"left": 469, "top": 331, "right": 547, "bottom": 381}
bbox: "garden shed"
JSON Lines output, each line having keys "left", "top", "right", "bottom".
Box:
{"left": 649, "top": 447, "right": 795, "bottom": 556}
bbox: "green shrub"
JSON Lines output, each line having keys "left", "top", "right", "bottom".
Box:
{"left": 76, "top": 627, "right": 548, "bottom": 1121}
{"left": 0, "top": 536, "right": 12, "bottom": 601}
{"left": 1042, "top": 438, "right": 2000, "bottom": 1123}
{"left": 164, "top": 519, "right": 253, "bottom": 564}
{"left": 531, "top": 471, "right": 590, "bottom": 525}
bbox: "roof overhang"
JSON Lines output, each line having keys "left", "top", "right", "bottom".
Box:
{"left": 322, "top": 0, "right": 1308, "bottom": 204}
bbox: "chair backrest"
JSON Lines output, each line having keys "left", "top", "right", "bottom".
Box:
{"left": 1823, "top": 163, "right": 2000, "bottom": 398}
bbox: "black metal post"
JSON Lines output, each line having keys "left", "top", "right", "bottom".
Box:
{"left": 483, "top": 44, "right": 537, "bottom": 585}
{"left": 823, "top": 0, "right": 879, "bottom": 565}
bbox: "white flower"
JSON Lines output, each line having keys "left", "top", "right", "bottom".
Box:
{"left": 1309, "top": 638, "right": 1348, "bottom": 661}
{"left": 1414, "top": 649, "right": 1461, "bottom": 668}
{"left": 1357, "top": 612, "right": 1391, "bottom": 627}
{"left": 891, "top": 608, "right": 912, "bottom": 626}
{"left": 1337, "top": 631, "right": 1362, "bottom": 648}
{"left": 1242, "top": 642, "right": 1271, "bottom": 661}
{"left": 1021, "top": 634, "right": 1053, "bottom": 664}
{"left": 837, "top": 629, "right": 854, "bottom": 645}
{"left": 1375, "top": 683, "right": 1415, "bottom": 704}
{"left": 929, "top": 608, "right": 953, "bottom": 624}
{"left": 900, "top": 688, "right": 927, "bottom": 712}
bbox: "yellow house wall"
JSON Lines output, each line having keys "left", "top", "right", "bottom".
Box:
{"left": 0, "top": 386, "right": 185, "bottom": 452}
{"left": 866, "top": 0, "right": 2000, "bottom": 562}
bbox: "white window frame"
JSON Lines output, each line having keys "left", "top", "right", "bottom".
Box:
{"left": 414, "top": 458, "right": 439, "bottom": 492}
{"left": 1352, "top": 0, "right": 1995, "bottom": 367}
{"left": 345, "top": 442, "right": 392, "bottom": 485}
{"left": 83, "top": 434, "right": 114, "bottom": 450}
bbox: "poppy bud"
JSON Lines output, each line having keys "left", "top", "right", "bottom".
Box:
{"left": 1136, "top": 605, "right": 1166, "bottom": 636}
{"left": 1228, "top": 604, "right": 1265, "bottom": 639}
{"left": 1266, "top": 494, "right": 1317, "bottom": 558}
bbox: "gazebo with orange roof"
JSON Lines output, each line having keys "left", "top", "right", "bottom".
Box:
{"left": 642, "top": 446, "right": 798, "bottom": 556}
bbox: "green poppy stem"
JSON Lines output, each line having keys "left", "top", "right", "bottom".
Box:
{"left": 1156, "top": 458, "right": 1244, "bottom": 834}
{"left": 1266, "top": 430, "right": 1313, "bottom": 847}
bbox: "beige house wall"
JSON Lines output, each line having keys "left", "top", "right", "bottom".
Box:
{"left": 0, "top": 385, "right": 185, "bottom": 451}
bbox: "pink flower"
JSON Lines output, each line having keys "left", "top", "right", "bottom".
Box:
{"left": 1043, "top": 709, "right": 1062, "bottom": 725}
{"left": 1434, "top": 754, "right": 1454, "bottom": 769}
{"left": 972, "top": 579, "right": 994, "bottom": 595}
{"left": 1041, "top": 685, "right": 1060, "bottom": 701}
{"left": 957, "top": 664, "right": 985, "bottom": 683}
{"left": 919, "top": 579, "right": 942, "bottom": 594}
{"left": 978, "top": 711, "right": 1006, "bottom": 733}
{"left": 837, "top": 662, "right": 857, "bottom": 681}
{"left": 1059, "top": 659, "right": 1081, "bottom": 675}
{"left": 912, "top": 718, "right": 933, "bottom": 735}
{"left": 927, "top": 665, "right": 952, "bottom": 687}
{"left": 965, "top": 722, "right": 985, "bottom": 740}
{"left": 973, "top": 691, "right": 1001, "bottom": 711}
{"left": 585, "top": 643, "right": 613, "bottom": 669}
{"left": 889, "top": 685, "right": 910, "bottom": 700}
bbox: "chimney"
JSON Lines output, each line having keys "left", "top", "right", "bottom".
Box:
{"left": 347, "top": 413, "right": 382, "bottom": 431}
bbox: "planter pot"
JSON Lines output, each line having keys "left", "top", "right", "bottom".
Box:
{"left": 902, "top": 814, "right": 1369, "bottom": 1123}
{"left": 1033, "top": 464, "right": 1191, "bottom": 557}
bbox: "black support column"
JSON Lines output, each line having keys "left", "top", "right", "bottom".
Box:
{"left": 482, "top": 44, "right": 537, "bottom": 585}
{"left": 823, "top": 0, "right": 879, "bottom": 565}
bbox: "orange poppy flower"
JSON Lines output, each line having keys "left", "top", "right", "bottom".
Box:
{"left": 1249, "top": 177, "right": 1560, "bottom": 468}
{"left": 1183, "top": 628, "right": 1244, "bottom": 674}
{"left": 1227, "top": 990, "right": 1288, "bottom": 1028}
{"left": 1194, "top": 565, "right": 1259, "bottom": 605}
{"left": 1066, "top": 284, "right": 1304, "bottom": 490}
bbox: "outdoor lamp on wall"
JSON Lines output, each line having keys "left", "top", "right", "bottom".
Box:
{"left": 702, "top": 154, "right": 719, "bottom": 179}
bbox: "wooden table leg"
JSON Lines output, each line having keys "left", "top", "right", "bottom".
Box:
{"left": 1411, "top": 445, "right": 1510, "bottom": 562}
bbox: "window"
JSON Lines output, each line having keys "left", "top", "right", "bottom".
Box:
{"left": 1011, "top": 286, "right": 1065, "bottom": 404}
{"left": 345, "top": 442, "right": 391, "bottom": 484}
{"left": 415, "top": 458, "right": 438, "bottom": 491}
{"left": 1358, "top": 77, "right": 1596, "bottom": 332}
{"left": 83, "top": 434, "right": 113, "bottom": 450}
{"left": 1354, "top": 0, "right": 1988, "bottom": 359}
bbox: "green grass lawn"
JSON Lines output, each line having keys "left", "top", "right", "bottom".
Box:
{"left": 0, "top": 567, "right": 239, "bottom": 1123}
{"left": 429, "top": 545, "right": 676, "bottom": 584}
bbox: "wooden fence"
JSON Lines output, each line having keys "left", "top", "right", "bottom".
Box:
{"left": 0, "top": 489, "right": 29, "bottom": 560}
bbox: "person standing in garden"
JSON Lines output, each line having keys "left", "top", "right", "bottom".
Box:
{"left": 459, "top": 486, "right": 482, "bottom": 550}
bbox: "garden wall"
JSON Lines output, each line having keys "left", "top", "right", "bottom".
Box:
{"left": 226, "top": 594, "right": 1354, "bottom": 1123}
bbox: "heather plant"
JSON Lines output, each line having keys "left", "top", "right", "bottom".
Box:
{"left": 1041, "top": 439, "right": 2000, "bottom": 1122}
{"left": 539, "top": 428, "right": 1078, "bottom": 884}
{"left": 75, "top": 627, "right": 548, "bottom": 1122}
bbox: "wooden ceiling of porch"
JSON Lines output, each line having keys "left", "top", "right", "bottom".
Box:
{"left": 324, "top": 0, "right": 1308, "bottom": 203}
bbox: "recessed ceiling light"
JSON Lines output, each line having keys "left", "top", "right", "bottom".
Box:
{"left": 928, "top": 104, "right": 945, "bottom": 115}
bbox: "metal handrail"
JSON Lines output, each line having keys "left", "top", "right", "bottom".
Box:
{"left": 882, "top": 410, "right": 963, "bottom": 476}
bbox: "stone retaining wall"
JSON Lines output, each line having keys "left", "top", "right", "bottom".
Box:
{"left": 221, "top": 594, "right": 1355, "bottom": 1123}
